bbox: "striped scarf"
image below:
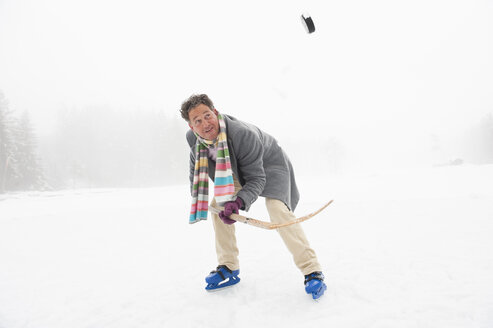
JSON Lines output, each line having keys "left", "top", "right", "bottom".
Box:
{"left": 189, "top": 113, "right": 235, "bottom": 224}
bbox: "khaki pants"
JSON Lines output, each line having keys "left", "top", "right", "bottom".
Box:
{"left": 211, "top": 177, "right": 322, "bottom": 276}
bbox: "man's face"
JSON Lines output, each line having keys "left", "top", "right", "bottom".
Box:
{"left": 188, "top": 104, "right": 220, "bottom": 141}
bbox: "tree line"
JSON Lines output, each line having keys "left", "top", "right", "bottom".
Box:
{"left": 40, "top": 104, "right": 189, "bottom": 189}
{"left": 1, "top": 88, "right": 493, "bottom": 194}
{"left": 1, "top": 91, "right": 189, "bottom": 193}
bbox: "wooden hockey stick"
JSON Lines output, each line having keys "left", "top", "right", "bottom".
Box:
{"left": 210, "top": 200, "right": 333, "bottom": 230}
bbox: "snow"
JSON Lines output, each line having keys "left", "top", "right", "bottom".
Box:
{"left": 1, "top": 165, "right": 493, "bottom": 328}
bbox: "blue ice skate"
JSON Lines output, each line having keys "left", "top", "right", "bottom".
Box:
{"left": 304, "top": 271, "right": 327, "bottom": 300}
{"left": 205, "top": 265, "right": 240, "bottom": 291}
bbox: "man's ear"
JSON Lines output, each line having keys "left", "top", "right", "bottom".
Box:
{"left": 188, "top": 122, "right": 193, "bottom": 131}
{"left": 213, "top": 108, "right": 219, "bottom": 116}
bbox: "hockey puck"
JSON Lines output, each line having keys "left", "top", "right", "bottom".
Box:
{"left": 301, "top": 13, "right": 315, "bottom": 33}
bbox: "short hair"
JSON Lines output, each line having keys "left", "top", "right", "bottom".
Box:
{"left": 180, "top": 94, "right": 215, "bottom": 122}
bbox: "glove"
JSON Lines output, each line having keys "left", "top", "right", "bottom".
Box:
{"left": 219, "top": 197, "right": 244, "bottom": 225}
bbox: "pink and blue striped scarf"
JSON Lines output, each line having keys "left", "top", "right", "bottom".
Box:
{"left": 189, "top": 113, "right": 235, "bottom": 224}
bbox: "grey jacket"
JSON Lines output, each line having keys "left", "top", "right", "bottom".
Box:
{"left": 186, "top": 114, "right": 300, "bottom": 212}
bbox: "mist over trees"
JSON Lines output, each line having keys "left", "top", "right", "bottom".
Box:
{"left": 1, "top": 90, "right": 189, "bottom": 192}
{"left": 39, "top": 105, "right": 189, "bottom": 189}
{"left": 469, "top": 114, "right": 493, "bottom": 164}
{"left": 430, "top": 114, "right": 493, "bottom": 167}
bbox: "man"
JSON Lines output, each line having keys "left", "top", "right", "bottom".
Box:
{"left": 181, "top": 94, "right": 327, "bottom": 299}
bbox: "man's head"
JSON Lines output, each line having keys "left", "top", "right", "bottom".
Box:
{"left": 181, "top": 94, "right": 220, "bottom": 141}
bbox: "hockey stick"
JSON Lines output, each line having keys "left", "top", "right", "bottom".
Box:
{"left": 210, "top": 200, "right": 333, "bottom": 230}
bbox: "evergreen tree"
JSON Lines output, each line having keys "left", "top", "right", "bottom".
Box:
{"left": 478, "top": 113, "right": 493, "bottom": 164}
{"left": 0, "top": 92, "right": 46, "bottom": 192}
{"left": 0, "top": 91, "right": 17, "bottom": 193}
{"left": 10, "top": 111, "right": 46, "bottom": 190}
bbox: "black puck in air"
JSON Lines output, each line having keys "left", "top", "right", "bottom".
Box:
{"left": 301, "top": 13, "right": 316, "bottom": 34}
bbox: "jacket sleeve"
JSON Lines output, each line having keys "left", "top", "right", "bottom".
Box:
{"left": 186, "top": 130, "right": 197, "bottom": 196}
{"left": 231, "top": 128, "right": 266, "bottom": 211}
{"left": 189, "top": 149, "right": 195, "bottom": 196}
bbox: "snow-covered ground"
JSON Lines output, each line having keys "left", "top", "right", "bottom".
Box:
{"left": 1, "top": 165, "right": 492, "bottom": 328}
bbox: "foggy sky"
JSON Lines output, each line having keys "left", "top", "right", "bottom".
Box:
{"left": 1, "top": 0, "right": 492, "bottom": 172}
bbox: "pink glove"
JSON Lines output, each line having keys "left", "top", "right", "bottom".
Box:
{"left": 219, "top": 197, "right": 244, "bottom": 225}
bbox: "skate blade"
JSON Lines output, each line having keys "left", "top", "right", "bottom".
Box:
{"left": 205, "top": 277, "right": 240, "bottom": 291}
{"left": 310, "top": 283, "right": 327, "bottom": 300}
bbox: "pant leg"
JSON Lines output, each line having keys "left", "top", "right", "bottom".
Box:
{"left": 210, "top": 176, "right": 243, "bottom": 271}
{"left": 265, "top": 198, "right": 322, "bottom": 275}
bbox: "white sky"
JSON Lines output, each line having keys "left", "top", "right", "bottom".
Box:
{"left": 0, "top": 0, "right": 492, "bottom": 169}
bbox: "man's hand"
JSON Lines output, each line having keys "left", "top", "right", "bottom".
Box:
{"left": 219, "top": 197, "right": 244, "bottom": 225}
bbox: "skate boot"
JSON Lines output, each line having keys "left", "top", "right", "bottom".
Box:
{"left": 205, "top": 265, "right": 240, "bottom": 291}
{"left": 304, "top": 271, "right": 327, "bottom": 299}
